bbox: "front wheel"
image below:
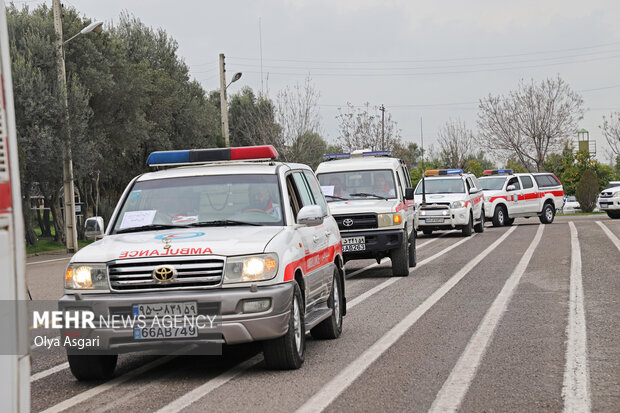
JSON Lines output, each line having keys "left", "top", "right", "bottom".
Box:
{"left": 492, "top": 205, "right": 506, "bottom": 227}
{"left": 67, "top": 354, "right": 117, "bottom": 381}
{"left": 504, "top": 217, "right": 515, "bottom": 226}
{"left": 391, "top": 230, "right": 410, "bottom": 276}
{"left": 474, "top": 209, "right": 485, "bottom": 233}
{"left": 462, "top": 213, "right": 473, "bottom": 236}
{"left": 311, "top": 269, "right": 343, "bottom": 339}
{"left": 539, "top": 203, "right": 555, "bottom": 224}
{"left": 263, "top": 282, "right": 305, "bottom": 369}
{"left": 408, "top": 231, "right": 417, "bottom": 267}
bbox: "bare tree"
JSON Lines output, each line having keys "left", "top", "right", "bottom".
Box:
{"left": 599, "top": 112, "right": 620, "bottom": 156}
{"left": 335, "top": 102, "right": 401, "bottom": 151}
{"left": 437, "top": 118, "right": 474, "bottom": 169}
{"left": 477, "top": 76, "right": 584, "bottom": 172}
{"left": 276, "top": 77, "right": 323, "bottom": 162}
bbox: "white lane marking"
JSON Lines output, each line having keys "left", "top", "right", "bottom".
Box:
{"left": 155, "top": 355, "right": 262, "bottom": 413}
{"left": 296, "top": 226, "right": 518, "bottom": 413}
{"left": 30, "top": 362, "right": 69, "bottom": 383}
{"left": 157, "top": 232, "right": 472, "bottom": 411}
{"left": 41, "top": 353, "right": 181, "bottom": 413}
{"left": 596, "top": 220, "right": 620, "bottom": 252}
{"left": 348, "top": 234, "right": 474, "bottom": 310}
{"left": 27, "top": 257, "right": 71, "bottom": 265}
{"left": 429, "top": 224, "right": 544, "bottom": 413}
{"left": 562, "top": 222, "right": 591, "bottom": 413}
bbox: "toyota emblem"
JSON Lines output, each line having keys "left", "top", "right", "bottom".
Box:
{"left": 343, "top": 218, "right": 354, "bottom": 227}
{"left": 153, "top": 265, "right": 176, "bottom": 282}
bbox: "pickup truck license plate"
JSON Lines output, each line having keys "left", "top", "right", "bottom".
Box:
{"left": 132, "top": 301, "right": 198, "bottom": 317}
{"left": 425, "top": 218, "right": 444, "bottom": 223}
{"left": 342, "top": 236, "right": 365, "bottom": 252}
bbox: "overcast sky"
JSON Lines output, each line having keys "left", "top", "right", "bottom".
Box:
{"left": 20, "top": 0, "right": 620, "bottom": 162}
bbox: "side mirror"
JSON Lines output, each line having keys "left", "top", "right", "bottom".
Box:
{"left": 297, "top": 205, "right": 324, "bottom": 226}
{"left": 405, "top": 187, "right": 414, "bottom": 200}
{"left": 506, "top": 184, "right": 516, "bottom": 191}
{"left": 84, "top": 216, "right": 104, "bottom": 240}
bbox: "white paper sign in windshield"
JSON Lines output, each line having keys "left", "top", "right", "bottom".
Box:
{"left": 120, "top": 210, "right": 157, "bottom": 229}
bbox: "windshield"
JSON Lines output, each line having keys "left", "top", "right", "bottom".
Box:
{"left": 111, "top": 174, "right": 283, "bottom": 233}
{"left": 317, "top": 169, "right": 397, "bottom": 201}
{"left": 478, "top": 177, "right": 507, "bottom": 190}
{"left": 415, "top": 178, "right": 465, "bottom": 194}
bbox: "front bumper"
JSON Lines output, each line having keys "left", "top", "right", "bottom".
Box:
{"left": 415, "top": 207, "right": 469, "bottom": 230}
{"left": 340, "top": 229, "right": 404, "bottom": 261}
{"left": 58, "top": 283, "right": 294, "bottom": 352}
{"left": 598, "top": 197, "right": 620, "bottom": 211}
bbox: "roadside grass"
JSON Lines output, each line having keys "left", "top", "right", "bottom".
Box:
{"left": 557, "top": 211, "right": 606, "bottom": 216}
{"left": 27, "top": 223, "right": 92, "bottom": 255}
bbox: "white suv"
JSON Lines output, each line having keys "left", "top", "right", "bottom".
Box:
{"left": 598, "top": 183, "right": 620, "bottom": 219}
{"left": 315, "top": 150, "right": 416, "bottom": 277}
{"left": 60, "top": 145, "right": 344, "bottom": 379}
{"left": 413, "top": 169, "right": 485, "bottom": 236}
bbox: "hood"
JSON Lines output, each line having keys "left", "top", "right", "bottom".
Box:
{"left": 414, "top": 193, "right": 467, "bottom": 205}
{"left": 71, "top": 226, "right": 284, "bottom": 263}
{"left": 327, "top": 198, "right": 401, "bottom": 215}
{"left": 601, "top": 185, "right": 620, "bottom": 194}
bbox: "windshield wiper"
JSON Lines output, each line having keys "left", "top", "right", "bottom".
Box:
{"left": 115, "top": 224, "right": 191, "bottom": 234}
{"left": 188, "top": 219, "right": 261, "bottom": 227}
{"left": 349, "top": 192, "right": 387, "bottom": 200}
{"left": 325, "top": 194, "right": 347, "bottom": 201}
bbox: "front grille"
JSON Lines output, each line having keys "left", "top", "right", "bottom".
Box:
{"left": 600, "top": 192, "right": 613, "bottom": 198}
{"left": 334, "top": 214, "right": 378, "bottom": 230}
{"left": 108, "top": 256, "right": 224, "bottom": 291}
{"left": 420, "top": 202, "right": 450, "bottom": 210}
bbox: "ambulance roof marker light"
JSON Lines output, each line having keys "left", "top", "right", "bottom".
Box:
{"left": 323, "top": 153, "right": 351, "bottom": 160}
{"left": 146, "top": 145, "right": 278, "bottom": 166}
{"left": 324, "top": 149, "right": 391, "bottom": 161}
{"left": 482, "top": 169, "right": 513, "bottom": 176}
{"left": 424, "top": 169, "right": 463, "bottom": 177}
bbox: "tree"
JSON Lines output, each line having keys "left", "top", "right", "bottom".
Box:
{"left": 336, "top": 103, "right": 401, "bottom": 151}
{"left": 477, "top": 76, "right": 584, "bottom": 172}
{"left": 436, "top": 119, "right": 474, "bottom": 169}
{"left": 576, "top": 170, "right": 599, "bottom": 212}
{"left": 599, "top": 112, "right": 620, "bottom": 156}
{"left": 392, "top": 142, "right": 423, "bottom": 169}
{"left": 229, "top": 87, "right": 280, "bottom": 148}
{"left": 276, "top": 77, "right": 323, "bottom": 162}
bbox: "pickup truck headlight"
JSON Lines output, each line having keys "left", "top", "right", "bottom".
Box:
{"left": 450, "top": 200, "right": 467, "bottom": 209}
{"left": 614, "top": 191, "right": 620, "bottom": 197}
{"left": 224, "top": 253, "right": 278, "bottom": 283}
{"left": 65, "top": 263, "right": 109, "bottom": 290}
{"left": 378, "top": 213, "right": 402, "bottom": 227}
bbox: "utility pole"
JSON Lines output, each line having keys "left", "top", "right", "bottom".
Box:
{"left": 380, "top": 104, "right": 385, "bottom": 150}
{"left": 219, "top": 53, "right": 230, "bottom": 147}
{"left": 53, "top": 0, "right": 78, "bottom": 253}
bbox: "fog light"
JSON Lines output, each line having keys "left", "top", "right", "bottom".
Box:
{"left": 242, "top": 298, "right": 271, "bottom": 313}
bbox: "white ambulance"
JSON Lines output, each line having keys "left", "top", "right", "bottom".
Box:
{"left": 478, "top": 169, "right": 564, "bottom": 226}
{"left": 315, "top": 151, "right": 417, "bottom": 277}
{"left": 413, "top": 169, "right": 485, "bottom": 236}
{"left": 61, "top": 145, "right": 345, "bottom": 379}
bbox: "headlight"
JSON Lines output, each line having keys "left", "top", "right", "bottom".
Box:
{"left": 451, "top": 200, "right": 467, "bottom": 209}
{"left": 65, "top": 263, "right": 108, "bottom": 290}
{"left": 378, "top": 213, "right": 402, "bottom": 227}
{"left": 224, "top": 253, "right": 278, "bottom": 283}
{"left": 614, "top": 191, "right": 620, "bottom": 197}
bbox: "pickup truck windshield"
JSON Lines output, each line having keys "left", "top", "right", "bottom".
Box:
{"left": 478, "top": 177, "right": 507, "bottom": 190}
{"left": 112, "top": 174, "right": 283, "bottom": 233}
{"left": 415, "top": 178, "right": 465, "bottom": 194}
{"left": 317, "top": 169, "right": 397, "bottom": 201}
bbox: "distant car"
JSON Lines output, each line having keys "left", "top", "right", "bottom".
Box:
{"left": 598, "top": 184, "right": 620, "bottom": 219}
{"left": 563, "top": 196, "right": 581, "bottom": 214}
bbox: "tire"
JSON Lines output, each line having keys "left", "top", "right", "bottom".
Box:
{"left": 607, "top": 211, "right": 620, "bottom": 219}
{"left": 67, "top": 354, "right": 117, "bottom": 381}
{"left": 539, "top": 203, "right": 555, "bottom": 224}
{"left": 311, "top": 269, "right": 343, "bottom": 339}
{"left": 422, "top": 229, "right": 433, "bottom": 235}
{"left": 474, "top": 209, "right": 485, "bottom": 233}
{"left": 492, "top": 205, "right": 506, "bottom": 227}
{"left": 408, "top": 231, "right": 417, "bottom": 267}
{"left": 462, "top": 212, "right": 473, "bottom": 236}
{"left": 263, "top": 282, "right": 305, "bottom": 370}
{"left": 391, "top": 230, "right": 410, "bottom": 276}
{"left": 504, "top": 217, "right": 515, "bottom": 226}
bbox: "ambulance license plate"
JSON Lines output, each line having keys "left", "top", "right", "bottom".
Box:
{"left": 132, "top": 301, "right": 198, "bottom": 317}
{"left": 133, "top": 325, "right": 198, "bottom": 340}
{"left": 342, "top": 236, "right": 365, "bottom": 252}
{"left": 425, "top": 218, "right": 444, "bottom": 223}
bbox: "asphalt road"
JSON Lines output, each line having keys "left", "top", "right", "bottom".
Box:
{"left": 26, "top": 214, "right": 620, "bottom": 412}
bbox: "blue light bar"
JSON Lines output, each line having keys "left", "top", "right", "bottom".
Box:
{"left": 147, "top": 150, "right": 190, "bottom": 165}
{"left": 147, "top": 145, "right": 278, "bottom": 166}
{"left": 483, "top": 169, "right": 513, "bottom": 176}
{"left": 362, "top": 150, "right": 391, "bottom": 157}
{"left": 446, "top": 169, "right": 463, "bottom": 174}
{"left": 323, "top": 153, "right": 351, "bottom": 160}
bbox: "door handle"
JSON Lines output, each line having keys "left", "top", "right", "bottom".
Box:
{"left": 313, "top": 236, "right": 320, "bottom": 243}
{"left": 325, "top": 231, "right": 331, "bottom": 237}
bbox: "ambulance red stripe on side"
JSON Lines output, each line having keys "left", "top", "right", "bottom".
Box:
{"left": 283, "top": 243, "right": 342, "bottom": 282}
{"left": 489, "top": 195, "right": 508, "bottom": 203}
{"left": 0, "top": 181, "right": 11, "bottom": 213}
